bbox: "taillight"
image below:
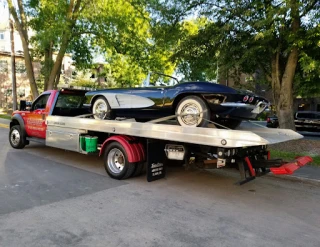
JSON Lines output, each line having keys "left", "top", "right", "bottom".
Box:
{"left": 249, "top": 96, "right": 254, "bottom": 103}
{"left": 243, "top": 95, "right": 249, "bottom": 102}
{"left": 267, "top": 117, "right": 270, "bottom": 122}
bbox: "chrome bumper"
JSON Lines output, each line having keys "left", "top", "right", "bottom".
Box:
{"left": 220, "top": 101, "right": 270, "bottom": 114}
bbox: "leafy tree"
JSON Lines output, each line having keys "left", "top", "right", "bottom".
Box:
{"left": 7, "top": 0, "right": 39, "bottom": 98}
{"left": 150, "top": 0, "right": 320, "bottom": 129}
{"left": 10, "top": 0, "right": 175, "bottom": 94}
{"left": 86, "top": 0, "right": 176, "bottom": 87}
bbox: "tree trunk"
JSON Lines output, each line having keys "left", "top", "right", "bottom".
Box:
{"left": 9, "top": 18, "right": 17, "bottom": 111}
{"left": 20, "top": 33, "right": 39, "bottom": 99}
{"left": 269, "top": 0, "right": 300, "bottom": 130}
{"left": 47, "top": 0, "right": 82, "bottom": 89}
{"left": 271, "top": 52, "right": 281, "bottom": 106}
{"left": 277, "top": 47, "right": 298, "bottom": 130}
{"left": 43, "top": 42, "right": 54, "bottom": 91}
{"left": 7, "top": 0, "right": 39, "bottom": 99}
{"left": 47, "top": 40, "right": 68, "bottom": 90}
{"left": 54, "top": 63, "right": 62, "bottom": 89}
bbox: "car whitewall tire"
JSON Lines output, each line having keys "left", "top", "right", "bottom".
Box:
{"left": 92, "top": 97, "right": 111, "bottom": 120}
{"left": 176, "top": 96, "right": 209, "bottom": 127}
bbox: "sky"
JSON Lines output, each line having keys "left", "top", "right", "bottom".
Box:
{"left": 0, "top": 0, "right": 9, "bottom": 22}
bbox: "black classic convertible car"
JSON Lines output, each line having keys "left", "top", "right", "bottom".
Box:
{"left": 85, "top": 73, "right": 269, "bottom": 129}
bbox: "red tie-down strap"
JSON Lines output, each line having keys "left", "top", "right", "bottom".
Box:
{"left": 270, "top": 156, "right": 313, "bottom": 175}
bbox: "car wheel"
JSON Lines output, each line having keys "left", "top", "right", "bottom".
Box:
{"left": 176, "top": 96, "right": 209, "bottom": 127}
{"left": 214, "top": 119, "right": 242, "bottom": 129}
{"left": 92, "top": 96, "right": 111, "bottom": 120}
{"left": 103, "top": 142, "right": 136, "bottom": 180}
{"left": 9, "top": 125, "right": 26, "bottom": 149}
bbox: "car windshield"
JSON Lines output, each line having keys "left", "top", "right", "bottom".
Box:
{"left": 140, "top": 72, "right": 179, "bottom": 87}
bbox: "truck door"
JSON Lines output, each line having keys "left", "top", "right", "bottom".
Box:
{"left": 24, "top": 93, "right": 51, "bottom": 139}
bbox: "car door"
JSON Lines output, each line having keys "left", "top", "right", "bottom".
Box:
{"left": 23, "top": 93, "right": 51, "bottom": 139}
{"left": 128, "top": 86, "right": 169, "bottom": 119}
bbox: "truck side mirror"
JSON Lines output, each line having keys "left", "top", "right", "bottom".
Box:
{"left": 19, "top": 100, "right": 26, "bottom": 111}
{"left": 19, "top": 100, "right": 32, "bottom": 111}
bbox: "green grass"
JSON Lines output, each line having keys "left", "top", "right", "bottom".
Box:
{"left": 0, "top": 114, "right": 11, "bottom": 120}
{"left": 270, "top": 149, "right": 320, "bottom": 166}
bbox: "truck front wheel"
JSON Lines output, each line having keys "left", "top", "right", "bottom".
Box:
{"left": 9, "top": 125, "right": 26, "bottom": 149}
{"left": 103, "top": 142, "right": 136, "bottom": 180}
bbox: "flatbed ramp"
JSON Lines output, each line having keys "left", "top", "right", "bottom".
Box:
{"left": 46, "top": 116, "right": 302, "bottom": 148}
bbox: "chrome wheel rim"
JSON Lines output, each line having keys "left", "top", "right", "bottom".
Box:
{"left": 11, "top": 129, "right": 20, "bottom": 146}
{"left": 107, "top": 148, "right": 125, "bottom": 174}
{"left": 94, "top": 101, "right": 108, "bottom": 119}
{"left": 180, "top": 103, "right": 201, "bottom": 125}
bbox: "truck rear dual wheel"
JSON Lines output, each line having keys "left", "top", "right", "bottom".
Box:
{"left": 9, "top": 125, "right": 26, "bottom": 149}
{"left": 104, "top": 142, "right": 144, "bottom": 180}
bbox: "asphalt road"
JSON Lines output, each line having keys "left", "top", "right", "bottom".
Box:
{"left": 0, "top": 126, "right": 320, "bottom": 247}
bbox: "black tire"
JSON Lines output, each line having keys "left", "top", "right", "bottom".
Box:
{"left": 9, "top": 125, "right": 26, "bottom": 149}
{"left": 92, "top": 96, "right": 112, "bottom": 120}
{"left": 132, "top": 161, "right": 145, "bottom": 177}
{"left": 103, "top": 142, "right": 136, "bottom": 180}
{"left": 175, "top": 96, "right": 210, "bottom": 127}
{"left": 214, "top": 119, "right": 242, "bottom": 129}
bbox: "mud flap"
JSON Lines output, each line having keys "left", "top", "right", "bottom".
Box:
{"left": 146, "top": 139, "right": 167, "bottom": 182}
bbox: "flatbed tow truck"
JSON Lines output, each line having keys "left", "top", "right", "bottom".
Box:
{"left": 9, "top": 88, "right": 312, "bottom": 184}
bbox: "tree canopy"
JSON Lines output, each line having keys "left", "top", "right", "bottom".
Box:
{"left": 149, "top": 0, "right": 320, "bottom": 129}
{"left": 8, "top": 0, "right": 175, "bottom": 95}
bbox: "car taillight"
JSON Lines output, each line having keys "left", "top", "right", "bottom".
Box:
{"left": 249, "top": 96, "right": 254, "bottom": 103}
{"left": 267, "top": 117, "right": 270, "bottom": 122}
{"left": 243, "top": 95, "right": 249, "bottom": 102}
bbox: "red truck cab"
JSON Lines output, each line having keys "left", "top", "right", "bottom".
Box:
{"left": 10, "top": 89, "right": 89, "bottom": 148}
{"left": 18, "top": 90, "right": 56, "bottom": 139}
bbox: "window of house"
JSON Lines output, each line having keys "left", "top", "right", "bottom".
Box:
{"left": 0, "top": 60, "right": 8, "bottom": 73}
{"left": 16, "top": 62, "right": 26, "bottom": 73}
{"left": 0, "top": 32, "right": 4, "bottom": 40}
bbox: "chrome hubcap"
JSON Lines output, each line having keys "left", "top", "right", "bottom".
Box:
{"left": 11, "top": 129, "right": 20, "bottom": 146}
{"left": 94, "top": 102, "right": 107, "bottom": 119}
{"left": 107, "top": 148, "right": 125, "bottom": 174}
{"left": 180, "top": 103, "right": 201, "bottom": 125}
